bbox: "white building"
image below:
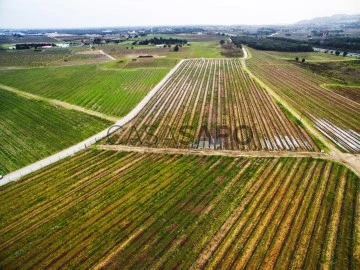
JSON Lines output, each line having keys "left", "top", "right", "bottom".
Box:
{"left": 57, "top": 43, "right": 70, "bottom": 48}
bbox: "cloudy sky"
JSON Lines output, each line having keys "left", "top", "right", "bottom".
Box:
{"left": 0, "top": 0, "right": 359, "bottom": 28}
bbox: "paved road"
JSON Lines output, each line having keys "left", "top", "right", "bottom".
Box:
{"left": 0, "top": 59, "right": 185, "bottom": 186}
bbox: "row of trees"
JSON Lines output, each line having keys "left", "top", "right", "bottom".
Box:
{"left": 232, "top": 36, "right": 313, "bottom": 52}
{"left": 270, "top": 36, "right": 360, "bottom": 53}
{"left": 15, "top": 43, "right": 56, "bottom": 50}
{"left": 334, "top": 51, "right": 348, "bottom": 56}
{"left": 295, "top": 57, "right": 306, "bottom": 63}
{"left": 136, "top": 37, "right": 188, "bottom": 46}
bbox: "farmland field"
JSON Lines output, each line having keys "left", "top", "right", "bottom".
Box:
{"left": 0, "top": 64, "right": 171, "bottom": 117}
{"left": 263, "top": 50, "right": 358, "bottom": 62}
{"left": 0, "top": 49, "right": 109, "bottom": 67}
{"left": 103, "top": 57, "right": 179, "bottom": 69}
{"left": 0, "top": 149, "right": 358, "bottom": 269}
{"left": 99, "top": 40, "right": 229, "bottom": 59}
{"left": 0, "top": 35, "right": 57, "bottom": 44}
{"left": 246, "top": 48, "right": 360, "bottom": 153}
{"left": 291, "top": 59, "right": 360, "bottom": 86}
{"left": 110, "top": 59, "right": 318, "bottom": 151}
{"left": 0, "top": 49, "right": 70, "bottom": 67}
{"left": 0, "top": 90, "right": 110, "bottom": 175}
{"left": 323, "top": 85, "right": 360, "bottom": 103}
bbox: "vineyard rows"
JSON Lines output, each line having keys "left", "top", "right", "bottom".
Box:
{"left": 0, "top": 90, "right": 110, "bottom": 175}
{"left": 246, "top": 48, "right": 360, "bottom": 153}
{"left": 324, "top": 85, "right": 360, "bottom": 103}
{"left": 0, "top": 49, "right": 70, "bottom": 67}
{"left": 0, "top": 65, "right": 170, "bottom": 117}
{"left": 111, "top": 59, "right": 317, "bottom": 151}
{"left": 0, "top": 150, "right": 358, "bottom": 268}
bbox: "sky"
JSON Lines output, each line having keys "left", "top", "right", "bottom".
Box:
{"left": 0, "top": 0, "right": 359, "bottom": 29}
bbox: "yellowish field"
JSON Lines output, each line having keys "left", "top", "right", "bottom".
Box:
{"left": 0, "top": 150, "right": 358, "bottom": 269}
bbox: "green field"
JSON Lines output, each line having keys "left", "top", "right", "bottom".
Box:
{"left": 0, "top": 48, "right": 108, "bottom": 67}
{"left": 264, "top": 50, "right": 358, "bottom": 62}
{"left": 323, "top": 84, "right": 360, "bottom": 103}
{"left": 297, "top": 59, "right": 360, "bottom": 86}
{"left": 0, "top": 90, "right": 110, "bottom": 175}
{"left": 0, "top": 150, "right": 358, "bottom": 268}
{"left": 0, "top": 64, "right": 171, "bottom": 117}
{"left": 103, "top": 57, "right": 179, "bottom": 69}
{"left": 100, "top": 40, "right": 226, "bottom": 59}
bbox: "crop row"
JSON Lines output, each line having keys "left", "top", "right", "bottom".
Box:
{"left": 0, "top": 49, "right": 71, "bottom": 67}
{"left": 246, "top": 48, "right": 360, "bottom": 153}
{"left": 324, "top": 85, "right": 360, "bottom": 103}
{"left": 0, "top": 149, "right": 358, "bottom": 268}
{"left": 0, "top": 90, "right": 110, "bottom": 175}
{"left": 0, "top": 65, "right": 170, "bottom": 117}
{"left": 111, "top": 59, "right": 318, "bottom": 151}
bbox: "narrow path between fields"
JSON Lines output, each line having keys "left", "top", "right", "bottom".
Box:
{"left": 0, "top": 84, "right": 119, "bottom": 122}
{"left": 99, "top": 50, "right": 117, "bottom": 60}
{"left": 74, "top": 49, "right": 117, "bottom": 61}
{"left": 240, "top": 47, "right": 360, "bottom": 177}
{"left": 96, "top": 145, "right": 328, "bottom": 158}
{"left": 95, "top": 144, "right": 359, "bottom": 177}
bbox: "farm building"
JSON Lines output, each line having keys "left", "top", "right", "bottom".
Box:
{"left": 57, "top": 43, "right": 70, "bottom": 48}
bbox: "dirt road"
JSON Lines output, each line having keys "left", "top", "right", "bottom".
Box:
{"left": 96, "top": 144, "right": 328, "bottom": 158}
{"left": 96, "top": 144, "right": 359, "bottom": 176}
{"left": 99, "top": 50, "right": 116, "bottom": 60}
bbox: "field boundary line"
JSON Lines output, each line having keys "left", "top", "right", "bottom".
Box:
{"left": 72, "top": 49, "right": 117, "bottom": 61}
{"left": 0, "top": 84, "right": 119, "bottom": 122}
{"left": 98, "top": 50, "right": 117, "bottom": 60}
{"left": 0, "top": 59, "right": 185, "bottom": 186}
{"left": 95, "top": 144, "right": 328, "bottom": 159}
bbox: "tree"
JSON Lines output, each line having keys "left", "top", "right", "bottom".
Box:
{"left": 343, "top": 51, "right": 348, "bottom": 57}
{"left": 220, "top": 40, "right": 225, "bottom": 46}
{"left": 295, "top": 57, "right": 299, "bottom": 61}
{"left": 93, "top": 37, "right": 102, "bottom": 45}
{"left": 173, "top": 45, "right": 179, "bottom": 52}
{"left": 301, "top": 58, "right": 305, "bottom": 63}
{"left": 335, "top": 51, "right": 341, "bottom": 56}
